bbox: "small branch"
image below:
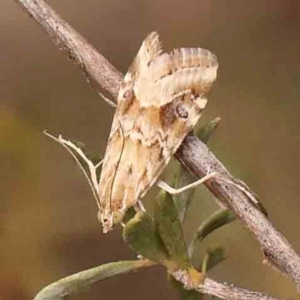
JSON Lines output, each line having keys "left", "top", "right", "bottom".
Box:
{"left": 16, "top": 0, "right": 122, "bottom": 99}
{"left": 16, "top": 0, "right": 300, "bottom": 294}
{"left": 176, "top": 134, "right": 300, "bottom": 289}
{"left": 171, "top": 270, "right": 279, "bottom": 300}
{"left": 198, "top": 277, "right": 279, "bottom": 300}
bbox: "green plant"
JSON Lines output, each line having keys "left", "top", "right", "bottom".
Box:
{"left": 35, "top": 118, "right": 239, "bottom": 300}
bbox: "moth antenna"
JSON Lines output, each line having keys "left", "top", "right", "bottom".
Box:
{"left": 108, "top": 119, "right": 126, "bottom": 211}
{"left": 44, "top": 131, "right": 103, "bottom": 211}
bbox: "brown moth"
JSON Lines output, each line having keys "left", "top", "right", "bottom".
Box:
{"left": 98, "top": 32, "right": 218, "bottom": 233}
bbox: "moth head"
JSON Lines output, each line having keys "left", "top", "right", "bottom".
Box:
{"left": 97, "top": 209, "right": 124, "bottom": 234}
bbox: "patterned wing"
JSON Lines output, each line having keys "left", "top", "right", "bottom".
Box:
{"left": 98, "top": 32, "right": 218, "bottom": 232}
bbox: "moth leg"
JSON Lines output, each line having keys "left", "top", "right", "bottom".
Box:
{"left": 98, "top": 91, "right": 116, "bottom": 108}
{"left": 156, "top": 172, "right": 216, "bottom": 195}
{"left": 214, "top": 176, "right": 260, "bottom": 206}
{"left": 95, "top": 159, "right": 103, "bottom": 170}
{"left": 136, "top": 200, "right": 146, "bottom": 212}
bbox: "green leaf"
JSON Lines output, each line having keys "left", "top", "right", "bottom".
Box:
{"left": 196, "top": 117, "right": 221, "bottom": 145}
{"left": 200, "top": 247, "right": 226, "bottom": 272}
{"left": 188, "top": 209, "right": 236, "bottom": 257}
{"left": 173, "top": 168, "right": 197, "bottom": 223}
{"left": 122, "top": 206, "right": 137, "bottom": 224}
{"left": 34, "top": 260, "right": 152, "bottom": 300}
{"left": 123, "top": 212, "right": 169, "bottom": 264}
{"left": 154, "top": 191, "right": 190, "bottom": 269}
{"left": 173, "top": 118, "right": 221, "bottom": 223}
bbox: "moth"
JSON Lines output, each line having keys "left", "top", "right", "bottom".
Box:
{"left": 46, "top": 32, "right": 218, "bottom": 233}
{"left": 98, "top": 32, "right": 218, "bottom": 232}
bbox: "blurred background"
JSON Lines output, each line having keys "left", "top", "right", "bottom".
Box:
{"left": 1, "top": 0, "right": 300, "bottom": 299}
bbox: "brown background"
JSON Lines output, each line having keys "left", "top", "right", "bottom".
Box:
{"left": 1, "top": 0, "right": 300, "bottom": 299}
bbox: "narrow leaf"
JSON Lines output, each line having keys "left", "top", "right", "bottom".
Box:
{"left": 196, "top": 117, "right": 221, "bottom": 145}
{"left": 123, "top": 212, "right": 169, "bottom": 264}
{"left": 188, "top": 209, "right": 236, "bottom": 257}
{"left": 34, "top": 260, "right": 152, "bottom": 300}
{"left": 122, "top": 206, "right": 137, "bottom": 224}
{"left": 154, "top": 190, "right": 190, "bottom": 269}
{"left": 173, "top": 118, "right": 221, "bottom": 222}
{"left": 173, "top": 169, "right": 197, "bottom": 223}
{"left": 204, "top": 246, "right": 226, "bottom": 271}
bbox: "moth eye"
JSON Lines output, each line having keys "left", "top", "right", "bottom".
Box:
{"left": 98, "top": 211, "right": 110, "bottom": 225}
{"left": 176, "top": 104, "right": 189, "bottom": 119}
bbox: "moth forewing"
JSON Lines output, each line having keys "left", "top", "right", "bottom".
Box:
{"left": 98, "top": 32, "right": 218, "bottom": 233}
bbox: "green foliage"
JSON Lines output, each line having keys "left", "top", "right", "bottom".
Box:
{"left": 173, "top": 166, "right": 197, "bottom": 223}
{"left": 40, "top": 119, "right": 235, "bottom": 300}
{"left": 201, "top": 247, "right": 226, "bottom": 272}
{"left": 123, "top": 212, "right": 169, "bottom": 264}
{"left": 196, "top": 117, "right": 221, "bottom": 144}
{"left": 173, "top": 117, "right": 221, "bottom": 223}
{"left": 154, "top": 190, "right": 190, "bottom": 269}
{"left": 34, "top": 260, "right": 151, "bottom": 300}
{"left": 189, "top": 209, "right": 236, "bottom": 258}
{"left": 122, "top": 206, "right": 137, "bottom": 224}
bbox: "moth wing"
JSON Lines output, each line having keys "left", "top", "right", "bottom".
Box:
{"left": 99, "top": 33, "right": 218, "bottom": 218}
{"left": 98, "top": 32, "right": 163, "bottom": 212}
{"left": 133, "top": 47, "right": 218, "bottom": 198}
